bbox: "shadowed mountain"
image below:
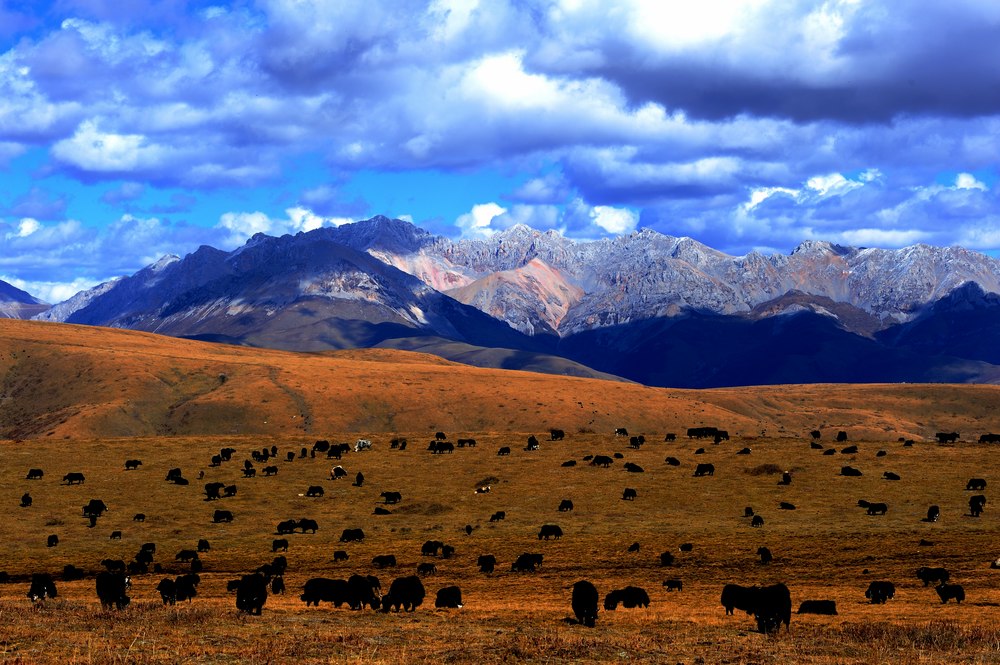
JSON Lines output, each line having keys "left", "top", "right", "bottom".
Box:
{"left": 877, "top": 282, "right": 1000, "bottom": 365}
{"left": 558, "top": 308, "right": 1000, "bottom": 388}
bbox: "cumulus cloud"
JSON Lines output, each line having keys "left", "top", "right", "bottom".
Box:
{"left": 0, "top": 0, "right": 998, "bottom": 279}
{"left": 455, "top": 202, "right": 507, "bottom": 238}
{"left": 216, "top": 207, "right": 355, "bottom": 248}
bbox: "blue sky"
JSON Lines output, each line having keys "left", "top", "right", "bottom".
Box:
{"left": 2, "top": 0, "right": 1000, "bottom": 302}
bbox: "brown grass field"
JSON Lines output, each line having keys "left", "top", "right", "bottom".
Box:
{"left": 1, "top": 319, "right": 1000, "bottom": 663}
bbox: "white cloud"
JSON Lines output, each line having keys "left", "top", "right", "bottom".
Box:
{"left": 839, "top": 228, "right": 930, "bottom": 247}
{"left": 7, "top": 218, "right": 41, "bottom": 238}
{"left": 52, "top": 120, "right": 164, "bottom": 172}
{"left": 1, "top": 276, "right": 100, "bottom": 304}
{"left": 455, "top": 202, "right": 507, "bottom": 238}
{"left": 955, "top": 172, "right": 988, "bottom": 191}
{"left": 591, "top": 205, "right": 638, "bottom": 234}
{"left": 805, "top": 172, "right": 863, "bottom": 198}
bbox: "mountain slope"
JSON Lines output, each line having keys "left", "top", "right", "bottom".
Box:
{"left": 0, "top": 279, "right": 49, "bottom": 319}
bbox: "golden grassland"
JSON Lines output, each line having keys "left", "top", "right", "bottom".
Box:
{"left": 0, "top": 430, "right": 999, "bottom": 664}
{"left": 1, "top": 319, "right": 1000, "bottom": 663}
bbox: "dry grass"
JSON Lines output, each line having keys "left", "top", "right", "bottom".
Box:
{"left": 0, "top": 429, "right": 999, "bottom": 663}
{"left": 1, "top": 320, "right": 1000, "bottom": 662}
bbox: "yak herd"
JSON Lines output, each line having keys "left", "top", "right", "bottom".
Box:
{"left": 4, "top": 426, "right": 997, "bottom": 634}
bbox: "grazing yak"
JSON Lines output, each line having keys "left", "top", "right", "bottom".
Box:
{"left": 20, "top": 493, "right": 31, "bottom": 508}
{"left": 347, "top": 575, "right": 382, "bottom": 610}
{"left": 83, "top": 499, "right": 108, "bottom": 518}
{"left": 333, "top": 550, "right": 349, "bottom": 562}
{"left": 865, "top": 581, "right": 896, "bottom": 604}
{"left": 197, "top": 539, "right": 210, "bottom": 553}
{"left": 660, "top": 551, "right": 675, "bottom": 566}
{"left": 95, "top": 572, "right": 130, "bottom": 610}
{"left": 558, "top": 500, "right": 574, "bottom": 512}
{"left": 841, "top": 466, "right": 863, "bottom": 477}
{"left": 624, "top": 462, "right": 644, "bottom": 473}
{"left": 665, "top": 457, "right": 681, "bottom": 466}
{"left": 511, "top": 553, "right": 543, "bottom": 572}
{"left": 561, "top": 460, "right": 577, "bottom": 467}
{"left": 679, "top": 543, "right": 693, "bottom": 552}
{"left": 205, "top": 482, "right": 225, "bottom": 500}
{"left": 489, "top": 511, "right": 506, "bottom": 522}
{"left": 779, "top": 502, "right": 796, "bottom": 510}
{"left": 340, "top": 528, "right": 365, "bottom": 543}
{"left": 663, "top": 579, "right": 683, "bottom": 592}
{"left": 477, "top": 555, "right": 496, "bottom": 574}
{"left": 372, "top": 554, "right": 397, "bottom": 569}
{"left": 330, "top": 466, "right": 348, "bottom": 480}
{"left": 525, "top": 435, "right": 539, "bottom": 451}
{"left": 916, "top": 567, "right": 950, "bottom": 586}
{"left": 236, "top": 574, "right": 268, "bottom": 615}
{"left": 572, "top": 580, "right": 599, "bottom": 627}
{"left": 925, "top": 505, "right": 941, "bottom": 522}
{"left": 422, "top": 540, "right": 444, "bottom": 556}
{"left": 62, "top": 565, "right": 85, "bottom": 581}
{"left": 26, "top": 468, "right": 43, "bottom": 480}
{"left": 176, "top": 549, "right": 199, "bottom": 563}
{"left": 550, "top": 429, "right": 565, "bottom": 441}
{"left": 720, "top": 583, "right": 791, "bottom": 633}
{"left": 63, "top": 472, "right": 85, "bottom": 485}
{"left": 604, "top": 586, "right": 650, "bottom": 610}
{"left": 664, "top": 433, "right": 677, "bottom": 441}
{"left": 28, "top": 574, "right": 58, "bottom": 601}
{"left": 297, "top": 518, "right": 319, "bottom": 533}
{"left": 866, "top": 502, "right": 889, "bottom": 516}
{"left": 175, "top": 574, "right": 200, "bottom": 602}
{"left": 628, "top": 542, "right": 641, "bottom": 553}
{"left": 272, "top": 539, "right": 289, "bottom": 553}
{"left": 883, "top": 472, "right": 901, "bottom": 481}
{"left": 970, "top": 495, "right": 987, "bottom": 517}
{"left": 590, "top": 455, "right": 613, "bottom": 468}
{"left": 615, "top": 428, "right": 628, "bottom": 437}
{"left": 156, "top": 578, "right": 177, "bottom": 605}
{"left": 497, "top": 447, "right": 511, "bottom": 456}
{"left": 967, "top": 478, "right": 987, "bottom": 491}
{"left": 435, "top": 585, "right": 463, "bottom": 608}
{"left": 936, "top": 583, "right": 965, "bottom": 604}
{"left": 47, "top": 535, "right": 59, "bottom": 548}
{"left": 751, "top": 515, "right": 765, "bottom": 527}
{"left": 936, "top": 432, "right": 960, "bottom": 443}
{"left": 744, "top": 506, "right": 755, "bottom": 517}
{"left": 381, "top": 575, "right": 425, "bottom": 612}
{"left": 693, "top": 463, "right": 715, "bottom": 477}
{"left": 757, "top": 547, "right": 773, "bottom": 564}
{"left": 417, "top": 562, "right": 436, "bottom": 576}
{"left": 797, "top": 600, "right": 837, "bottom": 615}
{"left": 301, "top": 578, "right": 348, "bottom": 607}
{"left": 622, "top": 488, "right": 637, "bottom": 501}
{"left": 124, "top": 459, "right": 142, "bottom": 470}
{"left": 213, "top": 510, "right": 234, "bottom": 523}
{"left": 374, "top": 507, "right": 391, "bottom": 515}
{"left": 381, "top": 491, "right": 403, "bottom": 504}
{"left": 538, "top": 524, "right": 563, "bottom": 540}
{"left": 305, "top": 486, "right": 324, "bottom": 497}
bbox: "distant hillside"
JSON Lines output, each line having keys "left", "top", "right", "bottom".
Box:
{"left": 4, "top": 319, "right": 1000, "bottom": 441}
{"left": 0, "top": 278, "right": 48, "bottom": 319}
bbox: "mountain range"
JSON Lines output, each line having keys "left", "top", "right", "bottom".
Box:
{"left": 10, "top": 215, "right": 1000, "bottom": 387}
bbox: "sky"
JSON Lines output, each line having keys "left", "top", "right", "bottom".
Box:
{"left": 2, "top": 0, "right": 1000, "bottom": 303}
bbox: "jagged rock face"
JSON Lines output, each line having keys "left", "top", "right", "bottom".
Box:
{"left": 341, "top": 221, "right": 1000, "bottom": 336}
{"left": 0, "top": 279, "right": 49, "bottom": 319}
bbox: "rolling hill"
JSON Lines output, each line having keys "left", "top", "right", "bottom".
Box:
{"left": 4, "top": 318, "right": 1000, "bottom": 441}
